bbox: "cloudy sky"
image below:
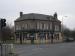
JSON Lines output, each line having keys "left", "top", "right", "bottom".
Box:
{"left": 0, "top": 0, "right": 75, "bottom": 29}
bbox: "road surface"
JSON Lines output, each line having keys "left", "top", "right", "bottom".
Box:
{"left": 14, "top": 42, "right": 75, "bottom": 56}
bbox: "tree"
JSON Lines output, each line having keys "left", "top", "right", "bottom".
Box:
{"left": 63, "top": 28, "right": 71, "bottom": 37}
{"left": 71, "top": 30, "right": 75, "bottom": 40}
{"left": 62, "top": 25, "right": 75, "bottom": 41}
{"left": 1, "top": 25, "right": 14, "bottom": 41}
{"left": 62, "top": 25, "right": 71, "bottom": 38}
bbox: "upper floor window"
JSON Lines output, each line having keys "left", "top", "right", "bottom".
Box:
{"left": 16, "top": 25, "right": 21, "bottom": 30}
{"left": 39, "top": 23, "right": 44, "bottom": 30}
{"left": 29, "top": 23, "right": 35, "bottom": 29}
{"left": 15, "top": 26, "right": 18, "bottom": 30}
{"left": 39, "top": 23, "right": 49, "bottom": 30}
{"left": 46, "top": 24, "right": 48, "bottom": 30}
{"left": 49, "top": 23, "right": 52, "bottom": 30}
{"left": 43, "top": 24, "right": 46, "bottom": 30}
{"left": 25, "top": 24, "right": 28, "bottom": 29}
{"left": 55, "top": 25, "right": 59, "bottom": 31}
{"left": 37, "top": 22, "right": 40, "bottom": 29}
{"left": 21, "top": 24, "right": 25, "bottom": 30}
{"left": 39, "top": 23, "right": 42, "bottom": 29}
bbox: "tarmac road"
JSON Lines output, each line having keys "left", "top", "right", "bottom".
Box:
{"left": 14, "top": 42, "right": 75, "bottom": 56}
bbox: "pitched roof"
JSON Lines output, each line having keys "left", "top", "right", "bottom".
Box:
{"left": 15, "top": 13, "right": 60, "bottom": 22}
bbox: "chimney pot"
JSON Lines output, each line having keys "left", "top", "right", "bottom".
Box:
{"left": 20, "top": 12, "right": 23, "bottom": 17}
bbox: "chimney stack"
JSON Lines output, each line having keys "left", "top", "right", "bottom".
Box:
{"left": 20, "top": 12, "right": 23, "bottom": 17}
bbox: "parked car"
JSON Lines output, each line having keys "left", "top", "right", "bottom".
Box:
{"left": 64, "top": 37, "right": 74, "bottom": 42}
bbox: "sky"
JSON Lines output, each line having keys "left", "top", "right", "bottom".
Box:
{"left": 0, "top": 0, "right": 75, "bottom": 30}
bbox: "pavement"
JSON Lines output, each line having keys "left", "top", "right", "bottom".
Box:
{"left": 14, "top": 42, "right": 75, "bottom": 56}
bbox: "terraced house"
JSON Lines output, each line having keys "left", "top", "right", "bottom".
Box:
{"left": 14, "top": 12, "right": 62, "bottom": 43}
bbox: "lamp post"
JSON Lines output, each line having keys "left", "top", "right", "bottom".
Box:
{"left": 51, "top": 20, "right": 54, "bottom": 44}
{"left": 61, "top": 16, "right": 67, "bottom": 41}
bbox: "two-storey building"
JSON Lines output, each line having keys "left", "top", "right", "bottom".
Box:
{"left": 14, "top": 12, "right": 62, "bottom": 43}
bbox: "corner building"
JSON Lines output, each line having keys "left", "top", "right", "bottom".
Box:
{"left": 14, "top": 12, "right": 62, "bottom": 43}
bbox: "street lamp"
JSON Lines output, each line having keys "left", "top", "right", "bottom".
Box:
{"left": 61, "top": 16, "right": 67, "bottom": 41}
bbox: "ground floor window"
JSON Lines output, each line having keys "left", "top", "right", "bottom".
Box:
{"left": 54, "top": 34, "right": 59, "bottom": 40}
{"left": 15, "top": 32, "right": 60, "bottom": 40}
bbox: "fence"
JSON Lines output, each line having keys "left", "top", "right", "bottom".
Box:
{"left": 0, "top": 44, "right": 17, "bottom": 56}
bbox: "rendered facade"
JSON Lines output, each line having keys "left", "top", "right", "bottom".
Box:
{"left": 14, "top": 12, "right": 62, "bottom": 43}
